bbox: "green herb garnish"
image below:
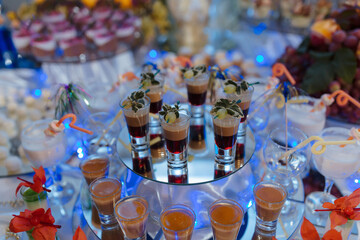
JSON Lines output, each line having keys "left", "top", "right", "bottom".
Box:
{"left": 121, "top": 90, "right": 146, "bottom": 112}
{"left": 210, "top": 98, "right": 243, "bottom": 119}
{"left": 181, "top": 64, "right": 207, "bottom": 79}
{"left": 140, "top": 71, "right": 161, "bottom": 89}
{"left": 223, "top": 80, "right": 259, "bottom": 95}
{"left": 159, "top": 102, "right": 182, "bottom": 123}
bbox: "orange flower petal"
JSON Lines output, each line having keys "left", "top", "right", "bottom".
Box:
{"left": 73, "top": 226, "right": 87, "bottom": 240}
{"left": 9, "top": 216, "right": 33, "bottom": 233}
{"left": 32, "top": 225, "right": 58, "bottom": 240}
{"left": 323, "top": 202, "right": 336, "bottom": 209}
{"left": 350, "top": 211, "right": 360, "bottom": 220}
{"left": 33, "top": 166, "right": 46, "bottom": 184}
{"left": 301, "top": 217, "right": 320, "bottom": 240}
{"left": 40, "top": 209, "right": 55, "bottom": 225}
{"left": 322, "top": 228, "right": 342, "bottom": 240}
{"left": 15, "top": 182, "right": 30, "bottom": 196}
{"left": 334, "top": 196, "right": 346, "bottom": 207}
{"left": 272, "top": 237, "right": 278, "bottom": 240}
{"left": 330, "top": 211, "right": 348, "bottom": 229}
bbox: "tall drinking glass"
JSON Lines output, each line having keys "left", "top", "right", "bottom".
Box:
{"left": 21, "top": 119, "right": 74, "bottom": 204}
{"left": 80, "top": 154, "right": 110, "bottom": 228}
{"left": 253, "top": 181, "right": 287, "bottom": 238}
{"left": 213, "top": 115, "right": 240, "bottom": 178}
{"left": 115, "top": 195, "right": 149, "bottom": 240}
{"left": 185, "top": 70, "right": 210, "bottom": 117}
{"left": 305, "top": 127, "right": 360, "bottom": 226}
{"left": 208, "top": 199, "right": 244, "bottom": 240}
{"left": 160, "top": 204, "right": 196, "bottom": 240}
{"left": 160, "top": 112, "right": 190, "bottom": 184}
{"left": 121, "top": 93, "right": 150, "bottom": 151}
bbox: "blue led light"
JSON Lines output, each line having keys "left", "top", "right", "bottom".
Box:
{"left": 253, "top": 22, "right": 267, "bottom": 35}
{"left": 78, "top": 153, "right": 84, "bottom": 159}
{"left": 256, "top": 55, "right": 264, "bottom": 63}
{"left": 77, "top": 147, "right": 83, "bottom": 153}
{"left": 247, "top": 200, "right": 253, "bottom": 208}
{"left": 355, "top": 179, "right": 359, "bottom": 184}
{"left": 64, "top": 123, "right": 70, "bottom": 129}
{"left": 34, "top": 89, "right": 42, "bottom": 97}
{"left": 149, "top": 49, "right": 157, "bottom": 58}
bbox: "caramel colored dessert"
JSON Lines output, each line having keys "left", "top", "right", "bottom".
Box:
{"left": 213, "top": 120, "right": 239, "bottom": 137}
{"left": 146, "top": 88, "right": 163, "bottom": 103}
{"left": 189, "top": 139, "right": 206, "bottom": 150}
{"left": 124, "top": 113, "right": 149, "bottom": 127}
{"left": 186, "top": 82, "right": 208, "bottom": 94}
{"left": 210, "top": 203, "right": 243, "bottom": 240}
{"left": 162, "top": 116, "right": 189, "bottom": 141}
{"left": 255, "top": 186, "right": 286, "bottom": 221}
{"left": 90, "top": 179, "right": 122, "bottom": 215}
{"left": 238, "top": 101, "right": 250, "bottom": 111}
{"left": 81, "top": 158, "right": 109, "bottom": 185}
{"left": 161, "top": 210, "right": 194, "bottom": 240}
{"left": 115, "top": 198, "right": 149, "bottom": 239}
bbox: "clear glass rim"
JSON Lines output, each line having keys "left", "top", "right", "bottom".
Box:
{"left": 159, "top": 111, "right": 191, "bottom": 127}
{"left": 160, "top": 204, "right": 196, "bottom": 233}
{"left": 79, "top": 154, "right": 110, "bottom": 174}
{"left": 269, "top": 126, "right": 308, "bottom": 150}
{"left": 253, "top": 180, "right": 287, "bottom": 205}
{"left": 185, "top": 71, "right": 210, "bottom": 83}
{"left": 89, "top": 177, "right": 122, "bottom": 199}
{"left": 208, "top": 199, "right": 244, "bottom": 227}
{"left": 319, "top": 127, "right": 350, "bottom": 138}
{"left": 21, "top": 118, "right": 63, "bottom": 143}
{"left": 120, "top": 92, "right": 151, "bottom": 111}
{"left": 114, "top": 195, "right": 149, "bottom": 222}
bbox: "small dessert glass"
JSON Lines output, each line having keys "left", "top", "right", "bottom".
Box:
{"left": 131, "top": 148, "right": 153, "bottom": 179}
{"left": 189, "top": 116, "right": 207, "bottom": 155}
{"left": 80, "top": 154, "right": 110, "bottom": 228}
{"left": 160, "top": 111, "right": 191, "bottom": 184}
{"left": 20, "top": 186, "right": 49, "bottom": 211}
{"left": 121, "top": 94, "right": 150, "bottom": 151}
{"left": 186, "top": 71, "right": 210, "bottom": 117}
{"left": 212, "top": 115, "right": 240, "bottom": 178}
{"left": 115, "top": 195, "right": 150, "bottom": 240}
{"left": 89, "top": 177, "right": 122, "bottom": 227}
{"left": 208, "top": 199, "right": 244, "bottom": 240}
{"left": 253, "top": 181, "right": 287, "bottom": 234}
{"left": 160, "top": 204, "right": 196, "bottom": 240}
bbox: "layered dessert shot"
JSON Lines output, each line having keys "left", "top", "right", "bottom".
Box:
{"left": 140, "top": 72, "right": 164, "bottom": 115}
{"left": 93, "top": 32, "right": 117, "bottom": 53}
{"left": 31, "top": 35, "right": 56, "bottom": 58}
{"left": 121, "top": 91, "right": 150, "bottom": 150}
{"left": 182, "top": 65, "right": 209, "bottom": 117}
{"left": 287, "top": 96, "right": 326, "bottom": 136}
{"left": 12, "top": 29, "right": 32, "bottom": 54}
{"left": 209, "top": 199, "right": 244, "bottom": 240}
{"left": 115, "top": 196, "right": 149, "bottom": 239}
{"left": 189, "top": 117, "right": 206, "bottom": 153}
{"left": 59, "top": 37, "right": 86, "bottom": 58}
{"left": 211, "top": 99, "right": 243, "bottom": 178}
{"left": 131, "top": 148, "right": 153, "bottom": 178}
{"left": 159, "top": 104, "right": 190, "bottom": 184}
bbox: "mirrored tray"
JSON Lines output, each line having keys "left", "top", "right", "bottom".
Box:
{"left": 117, "top": 124, "right": 255, "bottom": 184}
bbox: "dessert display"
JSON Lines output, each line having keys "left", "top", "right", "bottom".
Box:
{"left": 115, "top": 195, "right": 149, "bottom": 239}
{"left": 189, "top": 117, "right": 206, "bottom": 153}
{"left": 208, "top": 199, "right": 244, "bottom": 240}
{"left": 160, "top": 204, "right": 196, "bottom": 240}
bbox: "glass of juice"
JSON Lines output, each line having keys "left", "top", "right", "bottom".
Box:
{"left": 253, "top": 181, "right": 287, "bottom": 232}
{"left": 89, "top": 177, "right": 122, "bottom": 226}
{"left": 208, "top": 199, "right": 244, "bottom": 240}
{"left": 80, "top": 154, "right": 110, "bottom": 228}
{"left": 115, "top": 195, "right": 149, "bottom": 240}
{"left": 160, "top": 204, "right": 196, "bottom": 240}
{"left": 121, "top": 91, "right": 150, "bottom": 151}
{"left": 160, "top": 110, "right": 191, "bottom": 184}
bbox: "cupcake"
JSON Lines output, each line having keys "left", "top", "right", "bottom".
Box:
{"left": 93, "top": 32, "right": 117, "bottom": 52}
{"left": 12, "top": 29, "right": 32, "bottom": 54}
{"left": 93, "top": 6, "right": 112, "bottom": 21}
{"left": 110, "top": 10, "right": 126, "bottom": 23}
{"left": 59, "top": 37, "right": 86, "bottom": 57}
{"left": 53, "top": 25, "right": 77, "bottom": 41}
{"left": 42, "top": 10, "right": 66, "bottom": 24}
{"left": 26, "top": 19, "right": 44, "bottom": 33}
{"left": 85, "top": 23, "right": 108, "bottom": 42}
{"left": 31, "top": 35, "right": 56, "bottom": 58}
{"left": 112, "top": 23, "right": 135, "bottom": 43}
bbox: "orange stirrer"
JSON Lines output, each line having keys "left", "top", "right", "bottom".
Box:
{"left": 340, "top": 128, "right": 360, "bottom": 147}
{"left": 330, "top": 90, "right": 360, "bottom": 108}
{"left": 57, "top": 113, "right": 93, "bottom": 135}
{"left": 272, "top": 63, "right": 296, "bottom": 85}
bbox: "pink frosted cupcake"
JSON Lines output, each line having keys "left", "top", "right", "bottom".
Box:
{"left": 42, "top": 10, "right": 66, "bottom": 24}
{"left": 85, "top": 23, "right": 108, "bottom": 42}
{"left": 31, "top": 35, "right": 56, "bottom": 58}
{"left": 93, "top": 6, "right": 112, "bottom": 21}
{"left": 110, "top": 10, "right": 126, "bottom": 23}
{"left": 111, "top": 23, "right": 135, "bottom": 43}
{"left": 47, "top": 20, "right": 71, "bottom": 32}
{"left": 53, "top": 25, "right": 77, "bottom": 41}
{"left": 12, "top": 29, "right": 32, "bottom": 53}
{"left": 59, "top": 37, "right": 86, "bottom": 57}
{"left": 93, "top": 32, "right": 117, "bottom": 52}
{"left": 24, "top": 19, "right": 44, "bottom": 33}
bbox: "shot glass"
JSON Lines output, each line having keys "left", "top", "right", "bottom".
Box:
{"left": 160, "top": 204, "right": 196, "bottom": 240}
{"left": 121, "top": 94, "right": 150, "bottom": 151}
{"left": 213, "top": 115, "right": 240, "bottom": 178}
{"left": 235, "top": 134, "right": 245, "bottom": 169}
{"left": 80, "top": 154, "right": 110, "bottom": 227}
{"left": 189, "top": 116, "right": 206, "bottom": 154}
{"left": 160, "top": 112, "right": 191, "bottom": 184}
{"left": 115, "top": 195, "right": 149, "bottom": 240}
{"left": 226, "top": 85, "right": 254, "bottom": 136}
{"left": 131, "top": 148, "right": 153, "bottom": 179}
{"left": 20, "top": 186, "right": 49, "bottom": 211}
{"left": 149, "top": 125, "right": 166, "bottom": 160}
{"left": 208, "top": 199, "right": 244, "bottom": 240}
{"left": 89, "top": 177, "right": 122, "bottom": 227}
{"left": 253, "top": 181, "right": 287, "bottom": 233}
{"left": 142, "top": 77, "right": 164, "bottom": 127}
{"left": 186, "top": 71, "right": 210, "bottom": 117}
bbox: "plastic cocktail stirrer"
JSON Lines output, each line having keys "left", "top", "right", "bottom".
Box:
{"left": 272, "top": 63, "right": 296, "bottom": 85}
{"left": 57, "top": 113, "right": 93, "bottom": 135}
{"left": 312, "top": 90, "right": 360, "bottom": 112}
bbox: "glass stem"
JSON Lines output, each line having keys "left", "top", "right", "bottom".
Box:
{"left": 324, "top": 178, "right": 334, "bottom": 195}
{"left": 48, "top": 166, "right": 63, "bottom": 192}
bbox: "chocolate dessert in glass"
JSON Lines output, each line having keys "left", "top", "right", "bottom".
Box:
{"left": 131, "top": 148, "right": 153, "bottom": 179}
{"left": 211, "top": 99, "right": 243, "bottom": 179}
{"left": 159, "top": 103, "right": 190, "bottom": 184}
{"left": 189, "top": 116, "right": 206, "bottom": 154}
{"left": 80, "top": 154, "right": 110, "bottom": 228}
{"left": 121, "top": 91, "right": 150, "bottom": 151}
{"left": 182, "top": 65, "right": 210, "bottom": 117}
{"left": 253, "top": 181, "right": 287, "bottom": 237}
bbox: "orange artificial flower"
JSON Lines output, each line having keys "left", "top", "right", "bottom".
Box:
{"left": 73, "top": 226, "right": 87, "bottom": 240}
{"left": 82, "top": 0, "right": 98, "bottom": 9}
{"left": 301, "top": 217, "right": 342, "bottom": 240}
{"left": 9, "top": 208, "right": 61, "bottom": 240}
{"left": 311, "top": 19, "right": 340, "bottom": 42}
{"left": 122, "top": 72, "right": 139, "bottom": 81}
{"left": 115, "top": 0, "right": 132, "bottom": 10}
{"left": 175, "top": 56, "right": 192, "bottom": 68}
{"left": 35, "top": 0, "right": 46, "bottom": 4}
{"left": 15, "top": 166, "right": 50, "bottom": 196}
{"left": 322, "top": 188, "right": 360, "bottom": 229}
